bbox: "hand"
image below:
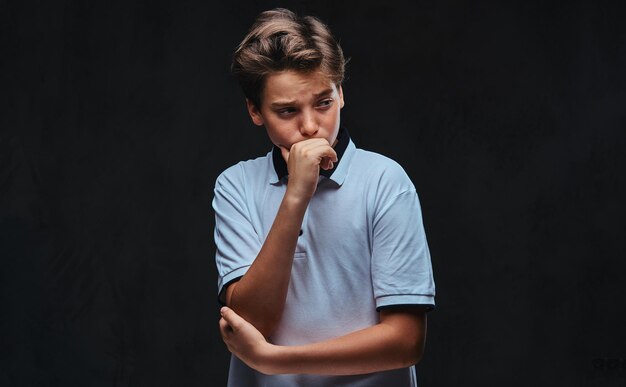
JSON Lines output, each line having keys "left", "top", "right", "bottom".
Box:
{"left": 219, "top": 307, "right": 274, "bottom": 373}
{"left": 280, "top": 138, "right": 338, "bottom": 200}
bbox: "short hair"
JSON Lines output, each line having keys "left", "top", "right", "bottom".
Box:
{"left": 232, "top": 8, "right": 346, "bottom": 107}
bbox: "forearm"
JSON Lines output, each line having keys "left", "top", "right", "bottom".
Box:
{"left": 227, "top": 191, "right": 308, "bottom": 337}
{"left": 257, "top": 313, "right": 426, "bottom": 376}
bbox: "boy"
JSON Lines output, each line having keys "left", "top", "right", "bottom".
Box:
{"left": 213, "top": 8, "right": 435, "bottom": 386}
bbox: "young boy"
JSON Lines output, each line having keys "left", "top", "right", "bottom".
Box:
{"left": 213, "top": 8, "right": 435, "bottom": 386}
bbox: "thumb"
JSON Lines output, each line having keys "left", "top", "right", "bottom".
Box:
{"left": 220, "top": 306, "right": 244, "bottom": 330}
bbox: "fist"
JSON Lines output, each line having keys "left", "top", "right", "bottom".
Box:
{"left": 280, "top": 138, "right": 338, "bottom": 199}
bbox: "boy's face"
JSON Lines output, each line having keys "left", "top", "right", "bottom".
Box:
{"left": 246, "top": 70, "right": 344, "bottom": 152}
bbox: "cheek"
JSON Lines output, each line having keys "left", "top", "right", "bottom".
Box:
{"left": 265, "top": 121, "right": 298, "bottom": 144}
{"left": 325, "top": 107, "right": 341, "bottom": 126}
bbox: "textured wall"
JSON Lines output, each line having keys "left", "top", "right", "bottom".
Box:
{"left": 2, "top": 1, "right": 625, "bottom": 386}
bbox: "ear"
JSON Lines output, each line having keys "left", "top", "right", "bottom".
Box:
{"left": 246, "top": 98, "right": 264, "bottom": 126}
{"left": 338, "top": 85, "right": 345, "bottom": 109}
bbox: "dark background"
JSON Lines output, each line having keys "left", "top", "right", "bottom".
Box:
{"left": 2, "top": 0, "right": 625, "bottom": 386}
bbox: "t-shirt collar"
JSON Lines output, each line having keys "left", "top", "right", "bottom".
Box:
{"left": 271, "top": 126, "right": 351, "bottom": 183}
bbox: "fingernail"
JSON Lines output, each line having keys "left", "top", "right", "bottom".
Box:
{"left": 220, "top": 307, "right": 227, "bottom": 315}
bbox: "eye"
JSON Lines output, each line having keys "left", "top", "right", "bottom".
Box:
{"left": 277, "top": 107, "right": 297, "bottom": 116}
{"left": 317, "top": 99, "right": 334, "bottom": 109}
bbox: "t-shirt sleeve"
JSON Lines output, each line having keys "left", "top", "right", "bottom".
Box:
{"left": 212, "top": 165, "right": 262, "bottom": 301}
{"left": 371, "top": 188, "right": 436, "bottom": 311}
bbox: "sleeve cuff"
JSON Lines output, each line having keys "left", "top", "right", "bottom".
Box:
{"left": 375, "top": 294, "right": 436, "bottom": 311}
{"left": 217, "top": 266, "right": 250, "bottom": 304}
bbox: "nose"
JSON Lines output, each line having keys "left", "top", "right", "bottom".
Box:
{"left": 299, "top": 111, "right": 318, "bottom": 136}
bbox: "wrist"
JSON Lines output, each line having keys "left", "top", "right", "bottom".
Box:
{"left": 283, "top": 187, "right": 312, "bottom": 206}
{"left": 255, "top": 342, "right": 284, "bottom": 375}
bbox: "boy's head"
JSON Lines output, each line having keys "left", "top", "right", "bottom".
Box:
{"left": 232, "top": 8, "right": 346, "bottom": 109}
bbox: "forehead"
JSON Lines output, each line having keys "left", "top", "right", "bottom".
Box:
{"left": 261, "top": 70, "right": 337, "bottom": 104}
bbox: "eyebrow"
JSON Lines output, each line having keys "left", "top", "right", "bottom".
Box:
{"left": 270, "top": 89, "right": 334, "bottom": 108}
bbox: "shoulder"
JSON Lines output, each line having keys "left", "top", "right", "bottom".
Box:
{"left": 353, "top": 148, "right": 405, "bottom": 173}
{"left": 215, "top": 152, "right": 273, "bottom": 191}
{"left": 351, "top": 147, "right": 416, "bottom": 194}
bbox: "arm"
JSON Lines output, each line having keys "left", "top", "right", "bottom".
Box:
{"left": 219, "top": 305, "right": 427, "bottom": 375}
{"left": 223, "top": 139, "right": 337, "bottom": 338}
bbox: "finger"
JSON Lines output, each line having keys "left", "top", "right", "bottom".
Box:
{"left": 220, "top": 306, "right": 245, "bottom": 330}
{"left": 320, "top": 157, "right": 334, "bottom": 170}
{"left": 317, "top": 146, "right": 338, "bottom": 164}
{"left": 313, "top": 141, "right": 338, "bottom": 162}
{"left": 320, "top": 157, "right": 329, "bottom": 170}
{"left": 290, "top": 139, "right": 338, "bottom": 166}
{"left": 301, "top": 141, "right": 337, "bottom": 160}
{"left": 329, "top": 148, "right": 338, "bottom": 163}
{"left": 219, "top": 317, "right": 231, "bottom": 339}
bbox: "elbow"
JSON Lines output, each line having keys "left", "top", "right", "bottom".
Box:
{"left": 380, "top": 305, "right": 428, "bottom": 369}
{"left": 397, "top": 335, "right": 426, "bottom": 368}
{"left": 410, "top": 344, "right": 425, "bottom": 366}
{"left": 227, "top": 303, "right": 281, "bottom": 339}
{"left": 226, "top": 285, "right": 281, "bottom": 338}
{"left": 254, "top": 318, "right": 280, "bottom": 339}
{"left": 384, "top": 347, "right": 421, "bottom": 371}
{"left": 398, "top": 344, "right": 424, "bottom": 368}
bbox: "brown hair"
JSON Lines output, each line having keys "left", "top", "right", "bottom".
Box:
{"left": 232, "top": 8, "right": 346, "bottom": 107}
